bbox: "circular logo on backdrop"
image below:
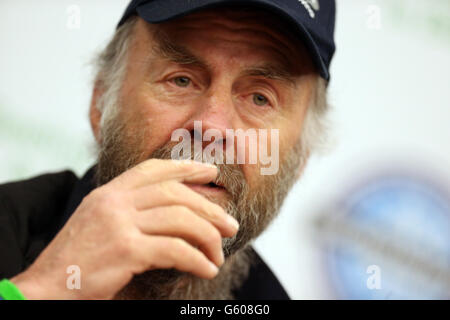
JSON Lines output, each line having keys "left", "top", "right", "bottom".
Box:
{"left": 313, "top": 170, "right": 450, "bottom": 299}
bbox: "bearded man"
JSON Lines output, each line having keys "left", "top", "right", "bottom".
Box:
{"left": 0, "top": 0, "right": 335, "bottom": 300}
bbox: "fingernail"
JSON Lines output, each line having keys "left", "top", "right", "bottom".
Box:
{"left": 172, "top": 159, "right": 216, "bottom": 169}
{"left": 227, "top": 215, "right": 240, "bottom": 231}
{"left": 209, "top": 261, "right": 219, "bottom": 275}
{"left": 196, "top": 161, "right": 217, "bottom": 169}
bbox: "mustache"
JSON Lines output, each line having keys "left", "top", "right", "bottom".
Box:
{"left": 148, "top": 141, "right": 247, "bottom": 197}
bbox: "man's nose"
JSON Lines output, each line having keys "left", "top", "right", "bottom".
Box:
{"left": 182, "top": 88, "right": 235, "bottom": 150}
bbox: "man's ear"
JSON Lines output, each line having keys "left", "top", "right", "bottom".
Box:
{"left": 89, "top": 81, "right": 104, "bottom": 144}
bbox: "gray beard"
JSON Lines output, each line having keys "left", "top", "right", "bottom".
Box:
{"left": 113, "top": 245, "right": 253, "bottom": 300}
{"left": 94, "top": 108, "right": 304, "bottom": 299}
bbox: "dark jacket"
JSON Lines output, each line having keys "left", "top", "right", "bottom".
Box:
{"left": 0, "top": 165, "right": 289, "bottom": 299}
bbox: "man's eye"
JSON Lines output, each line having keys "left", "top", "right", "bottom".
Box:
{"left": 253, "top": 93, "right": 269, "bottom": 106}
{"left": 173, "top": 76, "right": 191, "bottom": 87}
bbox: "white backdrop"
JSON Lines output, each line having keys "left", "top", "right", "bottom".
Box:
{"left": 1, "top": 0, "right": 449, "bottom": 299}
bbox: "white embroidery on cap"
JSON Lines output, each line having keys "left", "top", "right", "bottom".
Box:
{"left": 298, "top": 0, "right": 320, "bottom": 19}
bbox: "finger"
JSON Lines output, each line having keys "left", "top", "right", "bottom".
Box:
{"left": 110, "top": 159, "right": 218, "bottom": 190}
{"left": 131, "top": 181, "right": 239, "bottom": 238}
{"left": 133, "top": 206, "right": 224, "bottom": 266}
{"left": 134, "top": 235, "right": 220, "bottom": 279}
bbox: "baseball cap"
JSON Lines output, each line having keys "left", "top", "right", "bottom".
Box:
{"left": 118, "top": 0, "right": 336, "bottom": 81}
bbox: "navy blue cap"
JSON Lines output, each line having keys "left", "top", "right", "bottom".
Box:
{"left": 118, "top": 0, "right": 335, "bottom": 81}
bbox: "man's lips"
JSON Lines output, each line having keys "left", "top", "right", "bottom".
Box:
{"left": 185, "top": 182, "right": 227, "bottom": 194}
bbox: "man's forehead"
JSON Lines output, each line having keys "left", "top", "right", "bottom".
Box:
{"left": 133, "top": 6, "right": 315, "bottom": 76}
{"left": 148, "top": 26, "right": 300, "bottom": 87}
{"left": 159, "top": 5, "right": 304, "bottom": 48}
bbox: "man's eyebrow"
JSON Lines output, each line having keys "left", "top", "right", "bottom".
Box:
{"left": 241, "top": 64, "right": 298, "bottom": 87}
{"left": 152, "top": 30, "right": 209, "bottom": 69}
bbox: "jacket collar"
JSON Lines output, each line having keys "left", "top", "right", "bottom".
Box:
{"left": 57, "top": 164, "right": 97, "bottom": 234}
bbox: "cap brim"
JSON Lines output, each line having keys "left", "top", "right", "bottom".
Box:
{"left": 132, "top": 0, "right": 329, "bottom": 80}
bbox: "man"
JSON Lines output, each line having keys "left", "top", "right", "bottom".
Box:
{"left": 0, "top": 0, "right": 335, "bottom": 300}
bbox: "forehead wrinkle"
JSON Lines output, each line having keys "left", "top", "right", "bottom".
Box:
{"left": 217, "top": 25, "right": 296, "bottom": 69}
{"left": 177, "top": 9, "right": 306, "bottom": 64}
{"left": 158, "top": 33, "right": 297, "bottom": 85}
{"left": 150, "top": 27, "right": 210, "bottom": 70}
{"left": 165, "top": 19, "right": 304, "bottom": 74}
{"left": 150, "top": 22, "right": 297, "bottom": 81}
{"left": 197, "top": 33, "right": 300, "bottom": 81}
